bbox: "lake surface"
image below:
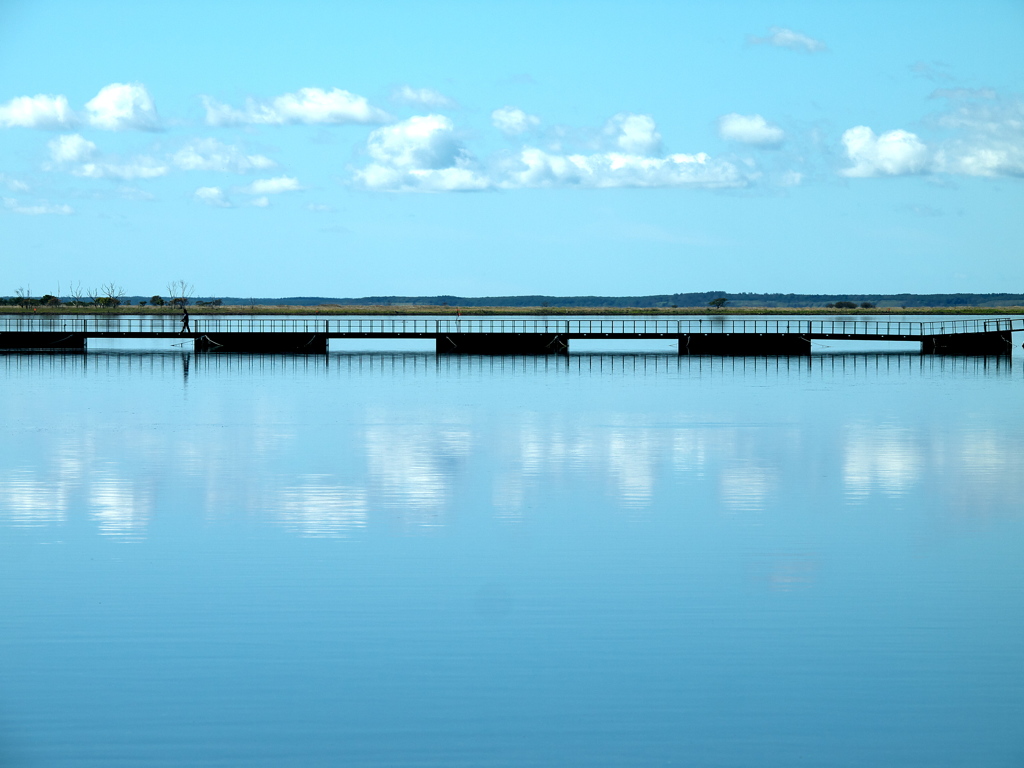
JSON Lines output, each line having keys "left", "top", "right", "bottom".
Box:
{"left": 2, "top": 347, "right": 1023, "bottom": 767}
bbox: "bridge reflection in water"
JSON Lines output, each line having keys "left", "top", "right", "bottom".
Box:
{"left": 2, "top": 350, "right": 1014, "bottom": 384}
{"left": 1, "top": 316, "right": 1020, "bottom": 355}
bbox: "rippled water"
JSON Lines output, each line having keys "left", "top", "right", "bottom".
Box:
{"left": 2, "top": 351, "right": 1023, "bottom": 767}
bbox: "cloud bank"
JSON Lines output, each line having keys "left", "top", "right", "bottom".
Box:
{"left": 243, "top": 176, "right": 302, "bottom": 195}
{"left": 0, "top": 94, "right": 77, "bottom": 128}
{"left": 492, "top": 107, "right": 540, "bottom": 136}
{"left": 931, "top": 90, "right": 1024, "bottom": 177}
{"left": 0, "top": 83, "right": 159, "bottom": 130}
{"left": 85, "top": 83, "right": 160, "bottom": 131}
{"left": 173, "top": 139, "right": 276, "bottom": 173}
{"left": 718, "top": 113, "right": 785, "bottom": 146}
{"left": 203, "top": 88, "right": 389, "bottom": 126}
{"left": 354, "top": 112, "right": 743, "bottom": 192}
{"left": 840, "top": 127, "right": 929, "bottom": 177}
{"left": 354, "top": 114, "right": 490, "bottom": 191}
{"left": 46, "top": 133, "right": 168, "bottom": 179}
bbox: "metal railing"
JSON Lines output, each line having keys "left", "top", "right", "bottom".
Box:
{"left": 1, "top": 316, "right": 1019, "bottom": 336}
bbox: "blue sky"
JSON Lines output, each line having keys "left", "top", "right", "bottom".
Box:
{"left": 1, "top": 0, "right": 1022, "bottom": 298}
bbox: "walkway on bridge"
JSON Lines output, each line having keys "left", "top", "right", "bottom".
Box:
{"left": 1, "top": 316, "right": 1020, "bottom": 355}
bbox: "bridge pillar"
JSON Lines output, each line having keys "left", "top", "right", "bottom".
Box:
{"left": 922, "top": 331, "right": 1013, "bottom": 355}
{"left": 195, "top": 333, "right": 327, "bottom": 353}
{"left": 436, "top": 333, "right": 568, "bottom": 355}
{"left": 0, "top": 332, "right": 87, "bottom": 351}
{"left": 679, "top": 333, "right": 811, "bottom": 356}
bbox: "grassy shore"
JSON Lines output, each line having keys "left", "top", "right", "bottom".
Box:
{"left": 3, "top": 304, "right": 1024, "bottom": 316}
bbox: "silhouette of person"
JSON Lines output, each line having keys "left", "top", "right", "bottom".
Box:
{"left": 180, "top": 306, "right": 191, "bottom": 335}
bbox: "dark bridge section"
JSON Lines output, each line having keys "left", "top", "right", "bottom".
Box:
{"left": 681, "top": 333, "right": 812, "bottom": 356}
{"left": 0, "top": 332, "right": 87, "bottom": 351}
{"left": 923, "top": 331, "right": 1014, "bottom": 355}
{"left": 1, "top": 316, "right": 1019, "bottom": 356}
{"left": 196, "top": 333, "right": 328, "bottom": 353}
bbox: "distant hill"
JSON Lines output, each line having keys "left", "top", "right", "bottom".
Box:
{"left": 116, "top": 292, "right": 1024, "bottom": 308}
{"left": 9, "top": 291, "right": 1022, "bottom": 309}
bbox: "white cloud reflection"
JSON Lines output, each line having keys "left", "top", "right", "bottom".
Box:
{"left": 0, "top": 469, "right": 67, "bottom": 527}
{"left": 276, "top": 476, "right": 367, "bottom": 538}
{"left": 607, "top": 430, "right": 657, "bottom": 509}
{"left": 364, "top": 416, "right": 472, "bottom": 528}
{"left": 719, "top": 465, "right": 777, "bottom": 513}
{"left": 90, "top": 474, "right": 150, "bottom": 539}
{"left": 843, "top": 424, "right": 923, "bottom": 500}
{"left": 5, "top": 357, "right": 1022, "bottom": 544}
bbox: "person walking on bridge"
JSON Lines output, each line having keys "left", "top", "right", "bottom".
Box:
{"left": 180, "top": 306, "right": 191, "bottom": 335}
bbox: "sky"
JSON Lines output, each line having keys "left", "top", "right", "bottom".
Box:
{"left": 0, "top": 0, "right": 1022, "bottom": 299}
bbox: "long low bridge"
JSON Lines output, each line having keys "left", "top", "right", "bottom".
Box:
{"left": 1, "top": 316, "right": 1020, "bottom": 355}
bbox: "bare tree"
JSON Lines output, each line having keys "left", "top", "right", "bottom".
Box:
{"left": 166, "top": 280, "right": 195, "bottom": 307}
{"left": 14, "top": 286, "right": 31, "bottom": 308}
{"left": 100, "top": 282, "right": 126, "bottom": 307}
{"left": 67, "top": 281, "right": 86, "bottom": 306}
{"left": 88, "top": 282, "right": 125, "bottom": 308}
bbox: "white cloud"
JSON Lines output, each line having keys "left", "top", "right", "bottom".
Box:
{"left": 173, "top": 138, "right": 275, "bottom": 173}
{"left": 930, "top": 90, "right": 1024, "bottom": 177}
{"left": 47, "top": 133, "right": 166, "bottom": 179}
{"left": 4, "top": 197, "right": 72, "bottom": 215}
{"left": 354, "top": 114, "right": 490, "bottom": 192}
{"left": 936, "top": 145, "right": 1024, "bottom": 177}
{"left": 0, "top": 94, "right": 77, "bottom": 128}
{"left": 243, "top": 176, "right": 302, "bottom": 194}
{"left": 75, "top": 158, "right": 168, "bottom": 180}
{"left": 86, "top": 83, "right": 160, "bottom": 131}
{"left": 194, "top": 186, "right": 231, "bottom": 207}
{"left": 491, "top": 106, "right": 540, "bottom": 136}
{"left": 500, "top": 147, "right": 743, "bottom": 189}
{"left": 495, "top": 112, "right": 739, "bottom": 190}
{"left": 0, "top": 174, "right": 29, "bottom": 192}
{"left": 750, "top": 26, "right": 827, "bottom": 53}
{"left": 393, "top": 86, "right": 455, "bottom": 109}
{"left": 840, "top": 126, "right": 929, "bottom": 177}
{"left": 203, "top": 88, "right": 389, "bottom": 126}
{"left": 355, "top": 112, "right": 742, "bottom": 192}
{"left": 718, "top": 113, "right": 785, "bottom": 146}
{"left": 605, "top": 113, "right": 662, "bottom": 155}
{"left": 307, "top": 203, "right": 335, "bottom": 212}
{"left": 48, "top": 134, "right": 97, "bottom": 163}
{"left": 251, "top": 196, "right": 270, "bottom": 207}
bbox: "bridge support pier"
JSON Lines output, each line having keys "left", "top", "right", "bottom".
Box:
{"left": 679, "top": 333, "right": 811, "bottom": 356}
{"left": 436, "top": 333, "right": 568, "bottom": 355}
{"left": 195, "top": 333, "right": 328, "bottom": 353}
{"left": 922, "top": 331, "right": 1013, "bottom": 355}
{"left": 0, "top": 332, "right": 87, "bottom": 352}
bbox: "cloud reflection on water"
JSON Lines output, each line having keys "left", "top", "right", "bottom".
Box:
{"left": 90, "top": 473, "right": 150, "bottom": 540}
{"left": 843, "top": 424, "right": 924, "bottom": 500}
{"left": 0, "top": 469, "right": 67, "bottom": 527}
{"left": 1, "top": 352, "right": 1021, "bottom": 540}
{"left": 276, "top": 475, "right": 368, "bottom": 538}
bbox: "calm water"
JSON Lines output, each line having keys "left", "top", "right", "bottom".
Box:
{"left": 2, "top": 349, "right": 1023, "bottom": 767}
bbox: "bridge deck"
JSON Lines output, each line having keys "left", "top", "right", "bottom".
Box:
{"left": 3, "top": 317, "right": 1021, "bottom": 338}
{"left": 2, "top": 317, "right": 1020, "bottom": 354}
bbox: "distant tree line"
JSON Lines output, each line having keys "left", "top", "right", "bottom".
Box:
{"left": 3, "top": 289, "right": 1023, "bottom": 309}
